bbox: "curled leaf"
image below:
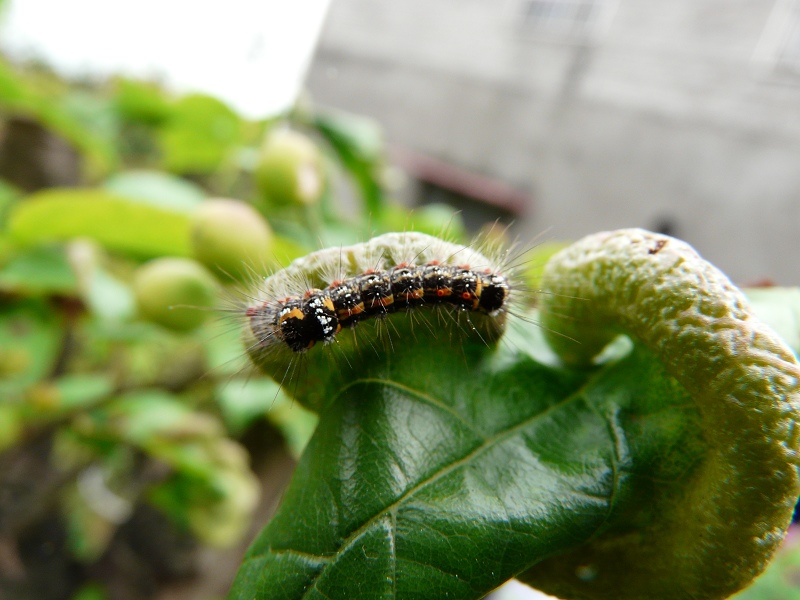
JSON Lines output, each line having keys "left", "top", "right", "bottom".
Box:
{"left": 527, "top": 228, "right": 800, "bottom": 599}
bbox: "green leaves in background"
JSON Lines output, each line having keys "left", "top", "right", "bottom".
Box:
{"left": 0, "top": 178, "right": 21, "bottom": 226}
{"left": 71, "top": 390, "right": 259, "bottom": 548}
{"left": 0, "top": 244, "right": 77, "bottom": 294}
{"left": 313, "top": 111, "right": 387, "bottom": 217}
{"left": 7, "top": 188, "right": 192, "bottom": 257}
{"left": 216, "top": 378, "right": 318, "bottom": 458}
{"left": 747, "top": 287, "right": 800, "bottom": 354}
{"left": 0, "top": 301, "right": 62, "bottom": 393}
{"left": 0, "top": 58, "right": 117, "bottom": 176}
{"left": 103, "top": 170, "right": 206, "bottom": 213}
{"left": 159, "top": 94, "right": 242, "bottom": 174}
{"left": 30, "top": 373, "right": 114, "bottom": 415}
{"left": 113, "top": 78, "right": 175, "bottom": 127}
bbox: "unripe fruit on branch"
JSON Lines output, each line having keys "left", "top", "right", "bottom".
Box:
{"left": 191, "top": 199, "right": 272, "bottom": 281}
{"left": 133, "top": 258, "right": 218, "bottom": 331}
{"left": 255, "top": 129, "right": 324, "bottom": 208}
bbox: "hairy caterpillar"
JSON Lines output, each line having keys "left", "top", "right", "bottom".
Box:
{"left": 236, "top": 232, "right": 539, "bottom": 402}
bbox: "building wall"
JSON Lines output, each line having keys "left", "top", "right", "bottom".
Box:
{"left": 305, "top": 0, "right": 800, "bottom": 284}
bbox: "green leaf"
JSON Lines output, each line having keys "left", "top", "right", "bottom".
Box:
{"left": 312, "top": 111, "right": 387, "bottom": 216}
{"left": 70, "top": 583, "right": 109, "bottom": 600}
{"left": 81, "top": 390, "right": 260, "bottom": 548}
{"left": 59, "top": 91, "right": 121, "bottom": 158}
{"left": 217, "top": 377, "right": 318, "bottom": 456}
{"left": 103, "top": 170, "right": 206, "bottom": 213}
{"left": 0, "top": 57, "right": 31, "bottom": 106}
{"left": 216, "top": 378, "right": 281, "bottom": 435}
{"left": 0, "top": 178, "right": 22, "bottom": 227}
{"left": 0, "top": 59, "right": 117, "bottom": 176}
{"left": 39, "top": 373, "right": 114, "bottom": 412}
{"left": 24, "top": 374, "right": 114, "bottom": 425}
{"left": 7, "top": 189, "right": 192, "bottom": 257}
{"left": 0, "top": 404, "right": 23, "bottom": 451}
{"left": 113, "top": 78, "right": 174, "bottom": 126}
{"left": 746, "top": 287, "right": 800, "bottom": 356}
{"left": 97, "top": 390, "right": 219, "bottom": 446}
{"left": 54, "top": 374, "right": 115, "bottom": 410}
{"left": 265, "top": 393, "right": 319, "bottom": 459}
{"left": 229, "top": 316, "right": 700, "bottom": 599}
{"left": 84, "top": 267, "right": 136, "bottom": 323}
{"left": 0, "top": 301, "right": 62, "bottom": 394}
{"left": 159, "top": 94, "right": 242, "bottom": 174}
{"left": 0, "top": 244, "right": 77, "bottom": 294}
{"left": 406, "top": 203, "right": 468, "bottom": 241}
{"left": 63, "top": 475, "right": 119, "bottom": 562}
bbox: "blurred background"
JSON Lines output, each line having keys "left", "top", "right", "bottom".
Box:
{"left": 0, "top": 1, "right": 798, "bottom": 599}
{"left": 306, "top": 0, "right": 800, "bottom": 285}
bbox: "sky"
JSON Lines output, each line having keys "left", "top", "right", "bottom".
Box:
{"left": 0, "top": 0, "right": 332, "bottom": 118}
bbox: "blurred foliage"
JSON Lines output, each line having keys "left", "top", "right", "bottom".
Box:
{"left": 0, "top": 54, "right": 473, "bottom": 599}
{"left": 0, "top": 57, "right": 117, "bottom": 177}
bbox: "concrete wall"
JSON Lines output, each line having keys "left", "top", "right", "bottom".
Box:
{"left": 305, "top": 0, "right": 800, "bottom": 284}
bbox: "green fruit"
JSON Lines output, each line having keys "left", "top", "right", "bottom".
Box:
{"left": 255, "top": 129, "right": 324, "bottom": 208}
{"left": 191, "top": 199, "right": 272, "bottom": 281}
{"left": 133, "top": 258, "right": 218, "bottom": 332}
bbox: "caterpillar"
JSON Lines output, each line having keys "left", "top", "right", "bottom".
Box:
{"left": 238, "top": 232, "right": 537, "bottom": 394}
{"left": 245, "top": 239, "right": 511, "bottom": 354}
